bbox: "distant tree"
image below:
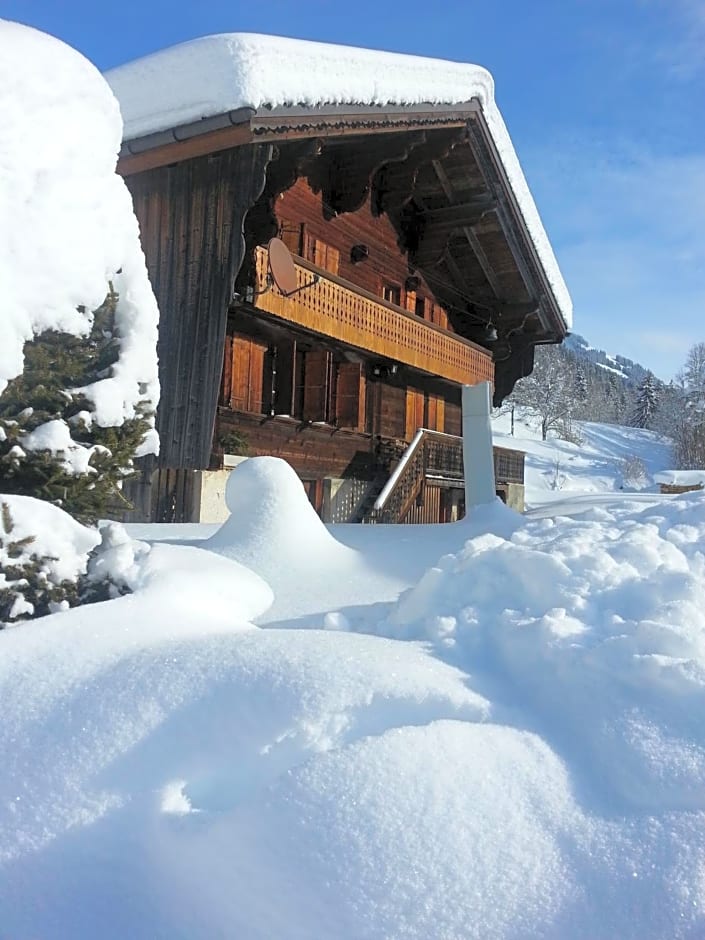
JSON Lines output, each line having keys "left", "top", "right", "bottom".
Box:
{"left": 511, "top": 346, "right": 575, "bottom": 440}
{"left": 573, "top": 361, "right": 589, "bottom": 408}
{"left": 630, "top": 372, "right": 659, "bottom": 429}
{"left": 654, "top": 344, "right": 705, "bottom": 468}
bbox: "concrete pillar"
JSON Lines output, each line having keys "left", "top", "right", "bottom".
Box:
{"left": 462, "top": 382, "right": 496, "bottom": 508}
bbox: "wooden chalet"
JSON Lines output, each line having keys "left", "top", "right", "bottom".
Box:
{"left": 109, "top": 35, "right": 570, "bottom": 523}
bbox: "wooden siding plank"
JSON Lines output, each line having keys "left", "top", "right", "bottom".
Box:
{"left": 126, "top": 143, "right": 274, "bottom": 468}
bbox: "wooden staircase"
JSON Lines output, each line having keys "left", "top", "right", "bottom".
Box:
{"left": 362, "top": 431, "right": 524, "bottom": 524}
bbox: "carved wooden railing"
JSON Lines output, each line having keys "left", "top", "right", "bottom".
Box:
{"left": 365, "top": 431, "right": 524, "bottom": 524}
{"left": 251, "top": 246, "right": 494, "bottom": 386}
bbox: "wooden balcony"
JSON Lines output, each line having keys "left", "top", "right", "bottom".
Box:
{"left": 251, "top": 246, "right": 494, "bottom": 387}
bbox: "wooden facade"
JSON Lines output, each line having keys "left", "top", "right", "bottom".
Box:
{"left": 120, "top": 102, "right": 566, "bottom": 522}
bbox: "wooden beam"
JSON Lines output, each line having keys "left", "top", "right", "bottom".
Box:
{"left": 462, "top": 226, "right": 503, "bottom": 299}
{"left": 431, "top": 159, "right": 503, "bottom": 300}
{"left": 420, "top": 195, "right": 496, "bottom": 227}
{"left": 118, "top": 123, "right": 253, "bottom": 176}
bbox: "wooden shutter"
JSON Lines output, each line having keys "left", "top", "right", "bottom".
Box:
{"left": 230, "top": 338, "right": 250, "bottom": 411}
{"left": 435, "top": 396, "right": 445, "bottom": 432}
{"left": 302, "top": 349, "right": 331, "bottom": 421}
{"left": 445, "top": 401, "right": 461, "bottom": 436}
{"left": 427, "top": 394, "right": 438, "bottom": 431}
{"left": 230, "top": 335, "right": 266, "bottom": 413}
{"left": 405, "top": 388, "right": 425, "bottom": 440}
{"left": 280, "top": 222, "right": 304, "bottom": 256}
{"left": 432, "top": 304, "right": 449, "bottom": 330}
{"left": 336, "top": 362, "right": 365, "bottom": 430}
{"left": 306, "top": 237, "right": 340, "bottom": 275}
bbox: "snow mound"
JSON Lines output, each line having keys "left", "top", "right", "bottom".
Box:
{"left": 0, "top": 622, "right": 488, "bottom": 938}
{"left": 0, "top": 494, "right": 99, "bottom": 586}
{"left": 206, "top": 457, "right": 378, "bottom": 619}
{"left": 157, "top": 722, "right": 581, "bottom": 939}
{"left": 0, "top": 19, "right": 159, "bottom": 433}
{"left": 387, "top": 492, "right": 705, "bottom": 812}
{"left": 106, "top": 32, "right": 571, "bottom": 329}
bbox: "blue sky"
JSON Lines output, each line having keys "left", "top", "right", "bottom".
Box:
{"left": 4, "top": 0, "right": 703, "bottom": 379}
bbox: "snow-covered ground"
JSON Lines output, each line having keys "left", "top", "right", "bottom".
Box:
{"left": 2, "top": 16, "right": 701, "bottom": 940}
{"left": 3, "top": 418, "right": 705, "bottom": 939}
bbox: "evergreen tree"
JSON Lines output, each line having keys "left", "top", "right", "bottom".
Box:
{"left": 0, "top": 501, "right": 78, "bottom": 623}
{"left": 630, "top": 372, "right": 659, "bottom": 429}
{"left": 670, "top": 344, "right": 705, "bottom": 468}
{"left": 0, "top": 287, "right": 152, "bottom": 524}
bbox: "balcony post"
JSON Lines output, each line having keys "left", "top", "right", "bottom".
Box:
{"left": 461, "top": 382, "right": 496, "bottom": 507}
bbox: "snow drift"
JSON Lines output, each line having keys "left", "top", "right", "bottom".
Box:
{"left": 2, "top": 449, "right": 705, "bottom": 937}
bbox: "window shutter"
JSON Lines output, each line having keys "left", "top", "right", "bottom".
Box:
{"left": 229, "top": 335, "right": 266, "bottom": 413}
{"left": 302, "top": 349, "right": 331, "bottom": 422}
{"left": 280, "top": 222, "right": 304, "bottom": 256}
{"left": 405, "top": 388, "right": 425, "bottom": 440}
{"left": 336, "top": 362, "right": 365, "bottom": 430}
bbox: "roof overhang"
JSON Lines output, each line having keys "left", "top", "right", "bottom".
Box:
{"left": 108, "top": 36, "right": 571, "bottom": 401}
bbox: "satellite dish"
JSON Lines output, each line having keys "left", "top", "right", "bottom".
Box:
{"left": 268, "top": 237, "right": 299, "bottom": 296}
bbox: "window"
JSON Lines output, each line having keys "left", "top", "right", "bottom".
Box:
{"left": 383, "top": 283, "right": 401, "bottom": 306}
{"left": 415, "top": 296, "right": 426, "bottom": 319}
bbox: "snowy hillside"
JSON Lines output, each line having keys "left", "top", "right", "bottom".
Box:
{"left": 493, "top": 407, "right": 673, "bottom": 508}
{"left": 4, "top": 415, "right": 705, "bottom": 938}
{"left": 564, "top": 332, "right": 652, "bottom": 385}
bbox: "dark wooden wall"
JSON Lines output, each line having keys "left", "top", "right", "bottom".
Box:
{"left": 276, "top": 179, "right": 449, "bottom": 328}
{"left": 217, "top": 409, "right": 375, "bottom": 480}
{"left": 127, "top": 143, "right": 273, "bottom": 468}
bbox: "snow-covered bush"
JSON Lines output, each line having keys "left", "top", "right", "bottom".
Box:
{"left": 0, "top": 497, "right": 151, "bottom": 626}
{"left": 0, "top": 497, "right": 99, "bottom": 625}
{"left": 0, "top": 20, "right": 161, "bottom": 614}
{"left": 0, "top": 288, "right": 153, "bottom": 524}
{"left": 619, "top": 453, "right": 647, "bottom": 488}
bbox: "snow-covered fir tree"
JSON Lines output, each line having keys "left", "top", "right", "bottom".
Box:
{"left": 0, "top": 288, "right": 153, "bottom": 525}
{"left": 630, "top": 372, "right": 659, "bottom": 429}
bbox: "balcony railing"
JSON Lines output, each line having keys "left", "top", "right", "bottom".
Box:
{"left": 365, "top": 430, "right": 524, "bottom": 524}
{"left": 251, "top": 246, "right": 494, "bottom": 386}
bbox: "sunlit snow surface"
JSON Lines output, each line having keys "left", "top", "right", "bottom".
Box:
{"left": 3, "top": 438, "right": 705, "bottom": 939}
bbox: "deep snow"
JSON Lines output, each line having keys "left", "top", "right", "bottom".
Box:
{"left": 2, "top": 413, "right": 705, "bottom": 938}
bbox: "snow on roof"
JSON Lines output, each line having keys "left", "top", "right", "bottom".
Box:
{"left": 654, "top": 470, "right": 705, "bottom": 487}
{"left": 0, "top": 19, "right": 159, "bottom": 431}
{"left": 106, "top": 33, "right": 572, "bottom": 330}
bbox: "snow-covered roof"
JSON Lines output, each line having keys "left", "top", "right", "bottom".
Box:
{"left": 654, "top": 470, "right": 705, "bottom": 487}
{"left": 106, "top": 33, "right": 572, "bottom": 330}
